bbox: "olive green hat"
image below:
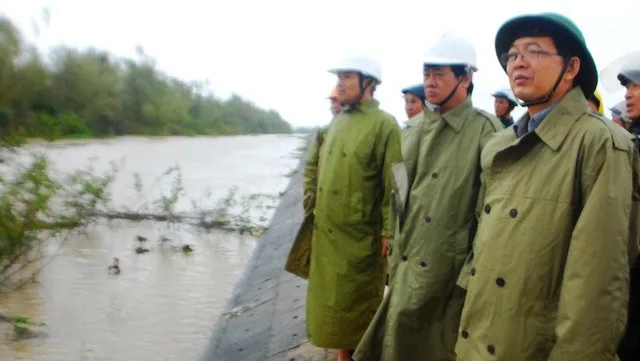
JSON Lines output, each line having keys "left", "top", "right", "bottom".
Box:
{"left": 495, "top": 13, "right": 597, "bottom": 96}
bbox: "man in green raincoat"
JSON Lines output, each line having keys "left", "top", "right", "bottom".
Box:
{"left": 455, "top": 13, "right": 640, "bottom": 361}
{"left": 353, "top": 33, "right": 502, "bottom": 361}
{"left": 305, "top": 56, "right": 402, "bottom": 361}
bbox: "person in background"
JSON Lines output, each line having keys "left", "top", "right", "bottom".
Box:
{"left": 587, "top": 89, "right": 604, "bottom": 114}
{"left": 491, "top": 89, "right": 518, "bottom": 127}
{"left": 304, "top": 56, "right": 402, "bottom": 361}
{"left": 401, "top": 84, "right": 426, "bottom": 128}
{"left": 329, "top": 87, "right": 342, "bottom": 117}
{"left": 455, "top": 13, "right": 639, "bottom": 361}
{"left": 622, "top": 64, "right": 640, "bottom": 135}
{"left": 610, "top": 103, "right": 627, "bottom": 128}
{"left": 353, "top": 33, "right": 501, "bottom": 361}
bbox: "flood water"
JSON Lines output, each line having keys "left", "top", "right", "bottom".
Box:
{"left": 0, "top": 134, "right": 305, "bottom": 361}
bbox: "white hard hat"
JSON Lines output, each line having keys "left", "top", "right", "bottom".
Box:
{"left": 328, "top": 56, "right": 382, "bottom": 84}
{"left": 423, "top": 33, "right": 478, "bottom": 72}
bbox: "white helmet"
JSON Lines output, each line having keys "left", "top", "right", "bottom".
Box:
{"left": 328, "top": 56, "right": 382, "bottom": 84}
{"left": 423, "top": 33, "right": 478, "bottom": 72}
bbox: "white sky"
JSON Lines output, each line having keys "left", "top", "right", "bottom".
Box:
{"left": 1, "top": 0, "right": 638, "bottom": 127}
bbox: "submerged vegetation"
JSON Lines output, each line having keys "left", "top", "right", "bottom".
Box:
{"left": 0, "top": 152, "right": 287, "bottom": 293}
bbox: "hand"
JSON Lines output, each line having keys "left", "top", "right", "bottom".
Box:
{"left": 381, "top": 236, "right": 389, "bottom": 259}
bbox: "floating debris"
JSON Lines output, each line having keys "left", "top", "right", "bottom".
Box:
{"left": 222, "top": 304, "right": 253, "bottom": 320}
{"left": 135, "top": 247, "right": 150, "bottom": 254}
{"left": 108, "top": 257, "right": 121, "bottom": 275}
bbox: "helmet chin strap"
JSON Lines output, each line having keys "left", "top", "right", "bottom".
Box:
{"left": 518, "top": 60, "right": 569, "bottom": 107}
{"left": 342, "top": 74, "right": 373, "bottom": 110}
{"left": 435, "top": 79, "right": 463, "bottom": 111}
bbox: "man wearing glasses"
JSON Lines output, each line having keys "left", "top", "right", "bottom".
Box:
{"left": 454, "top": 13, "right": 639, "bottom": 361}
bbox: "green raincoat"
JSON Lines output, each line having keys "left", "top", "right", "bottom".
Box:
{"left": 306, "top": 99, "right": 402, "bottom": 349}
{"left": 454, "top": 87, "right": 640, "bottom": 361}
{"left": 285, "top": 127, "right": 328, "bottom": 279}
{"left": 354, "top": 96, "right": 501, "bottom": 361}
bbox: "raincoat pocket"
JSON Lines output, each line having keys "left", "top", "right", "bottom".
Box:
{"left": 406, "top": 258, "right": 449, "bottom": 308}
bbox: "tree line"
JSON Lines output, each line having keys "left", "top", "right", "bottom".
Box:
{"left": 0, "top": 17, "right": 292, "bottom": 140}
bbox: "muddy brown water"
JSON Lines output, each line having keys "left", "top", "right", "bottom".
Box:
{"left": 0, "top": 134, "right": 305, "bottom": 361}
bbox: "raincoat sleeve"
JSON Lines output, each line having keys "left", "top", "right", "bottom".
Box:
{"left": 401, "top": 124, "right": 421, "bottom": 189}
{"left": 377, "top": 120, "right": 402, "bottom": 239}
{"left": 302, "top": 128, "right": 325, "bottom": 216}
{"left": 457, "top": 120, "right": 499, "bottom": 290}
{"left": 548, "top": 135, "right": 631, "bottom": 360}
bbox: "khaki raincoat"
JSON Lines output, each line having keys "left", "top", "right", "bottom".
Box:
{"left": 306, "top": 99, "right": 402, "bottom": 349}
{"left": 454, "top": 87, "right": 640, "bottom": 361}
{"left": 354, "top": 96, "right": 501, "bottom": 361}
{"left": 285, "top": 127, "right": 328, "bottom": 279}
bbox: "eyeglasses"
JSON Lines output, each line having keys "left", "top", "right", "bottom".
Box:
{"left": 499, "top": 49, "right": 562, "bottom": 67}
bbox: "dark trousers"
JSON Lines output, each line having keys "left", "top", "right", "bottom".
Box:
{"left": 619, "top": 262, "right": 640, "bottom": 361}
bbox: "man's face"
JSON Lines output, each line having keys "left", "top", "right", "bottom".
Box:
{"left": 494, "top": 97, "right": 510, "bottom": 118}
{"left": 330, "top": 98, "right": 342, "bottom": 116}
{"left": 625, "top": 80, "right": 640, "bottom": 119}
{"left": 423, "top": 66, "right": 461, "bottom": 105}
{"left": 404, "top": 93, "right": 424, "bottom": 118}
{"left": 504, "top": 37, "right": 568, "bottom": 102}
{"left": 336, "top": 72, "right": 361, "bottom": 104}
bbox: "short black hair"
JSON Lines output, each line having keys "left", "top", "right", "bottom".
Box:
{"left": 451, "top": 65, "right": 474, "bottom": 95}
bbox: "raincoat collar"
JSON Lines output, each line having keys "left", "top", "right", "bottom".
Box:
{"left": 439, "top": 96, "right": 473, "bottom": 133}
{"left": 500, "top": 116, "right": 515, "bottom": 128}
{"left": 516, "top": 87, "right": 588, "bottom": 151}
{"left": 345, "top": 98, "right": 380, "bottom": 113}
{"left": 404, "top": 111, "right": 424, "bottom": 129}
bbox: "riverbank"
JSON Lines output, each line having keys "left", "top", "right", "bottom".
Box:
{"left": 19, "top": 132, "right": 300, "bottom": 146}
{"left": 199, "top": 141, "right": 334, "bottom": 361}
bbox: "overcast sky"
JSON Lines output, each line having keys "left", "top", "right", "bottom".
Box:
{"left": 1, "top": 0, "right": 638, "bottom": 127}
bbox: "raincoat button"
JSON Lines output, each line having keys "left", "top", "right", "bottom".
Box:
{"left": 432, "top": 172, "right": 439, "bottom": 179}
{"left": 461, "top": 330, "right": 469, "bottom": 339}
{"left": 402, "top": 255, "right": 408, "bottom": 261}
{"left": 319, "top": 186, "right": 323, "bottom": 192}
{"left": 420, "top": 261, "right": 427, "bottom": 267}
{"left": 496, "top": 277, "right": 506, "bottom": 287}
{"left": 331, "top": 189, "right": 339, "bottom": 196}
{"left": 470, "top": 267, "right": 476, "bottom": 276}
{"left": 484, "top": 204, "right": 491, "bottom": 214}
{"left": 509, "top": 208, "right": 518, "bottom": 218}
{"left": 424, "top": 216, "right": 432, "bottom": 223}
{"left": 487, "top": 345, "right": 496, "bottom": 355}
{"left": 341, "top": 151, "right": 346, "bottom": 157}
